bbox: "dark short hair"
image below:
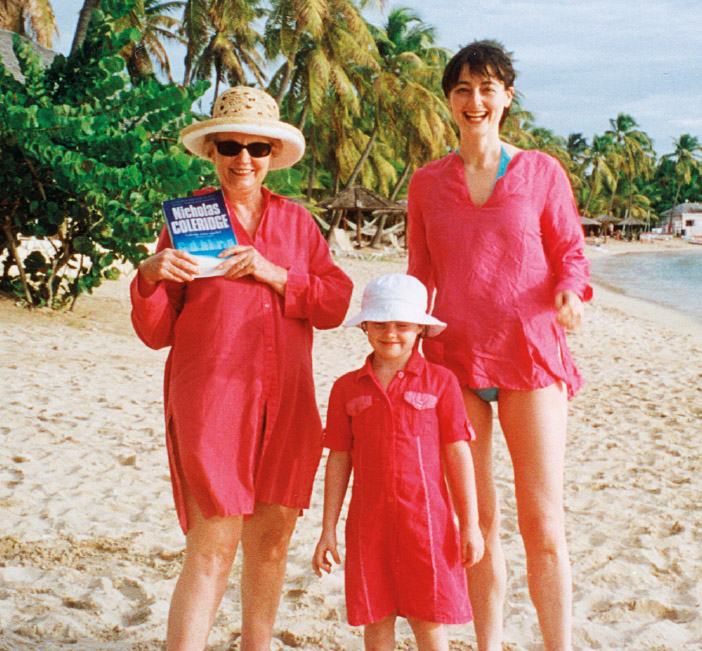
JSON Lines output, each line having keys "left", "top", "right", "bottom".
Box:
{"left": 442, "top": 41, "right": 516, "bottom": 128}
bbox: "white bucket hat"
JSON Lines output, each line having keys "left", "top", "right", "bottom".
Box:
{"left": 344, "top": 274, "right": 446, "bottom": 337}
{"left": 180, "top": 86, "right": 305, "bottom": 170}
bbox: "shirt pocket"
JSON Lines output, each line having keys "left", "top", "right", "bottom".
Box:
{"left": 346, "top": 395, "right": 373, "bottom": 417}
{"left": 345, "top": 395, "right": 376, "bottom": 442}
{"left": 401, "top": 391, "right": 439, "bottom": 437}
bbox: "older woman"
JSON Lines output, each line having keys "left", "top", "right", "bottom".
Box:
{"left": 408, "top": 43, "right": 591, "bottom": 651}
{"left": 130, "top": 87, "right": 353, "bottom": 651}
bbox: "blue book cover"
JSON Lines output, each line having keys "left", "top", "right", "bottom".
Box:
{"left": 162, "top": 189, "right": 237, "bottom": 278}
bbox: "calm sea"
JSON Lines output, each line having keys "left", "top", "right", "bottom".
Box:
{"left": 589, "top": 250, "right": 702, "bottom": 325}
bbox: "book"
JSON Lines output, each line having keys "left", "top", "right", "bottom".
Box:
{"left": 161, "top": 189, "right": 237, "bottom": 278}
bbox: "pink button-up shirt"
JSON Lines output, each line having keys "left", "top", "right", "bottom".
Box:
{"left": 131, "top": 187, "right": 353, "bottom": 532}
{"left": 408, "top": 150, "right": 592, "bottom": 397}
{"left": 324, "top": 351, "right": 474, "bottom": 626}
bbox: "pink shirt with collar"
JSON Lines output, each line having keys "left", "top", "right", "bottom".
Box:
{"left": 131, "top": 187, "right": 353, "bottom": 533}
{"left": 324, "top": 350, "right": 475, "bottom": 626}
{"left": 407, "top": 149, "right": 592, "bottom": 397}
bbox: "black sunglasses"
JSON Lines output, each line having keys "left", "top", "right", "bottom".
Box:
{"left": 214, "top": 140, "right": 272, "bottom": 158}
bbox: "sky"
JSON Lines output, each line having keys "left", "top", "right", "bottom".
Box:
{"left": 52, "top": 0, "right": 702, "bottom": 155}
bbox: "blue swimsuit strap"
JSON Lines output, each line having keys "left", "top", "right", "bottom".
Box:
{"left": 455, "top": 145, "right": 512, "bottom": 194}
{"left": 496, "top": 145, "right": 511, "bottom": 180}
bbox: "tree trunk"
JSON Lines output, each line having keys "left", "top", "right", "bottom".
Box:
{"left": 606, "top": 173, "right": 619, "bottom": 217}
{"left": 583, "top": 161, "right": 600, "bottom": 216}
{"left": 344, "top": 121, "right": 379, "bottom": 189}
{"left": 306, "top": 153, "right": 316, "bottom": 203}
{"left": 275, "top": 59, "right": 294, "bottom": 107}
{"left": 297, "top": 103, "right": 309, "bottom": 131}
{"left": 2, "top": 217, "right": 33, "bottom": 305}
{"left": 213, "top": 68, "right": 221, "bottom": 103}
{"left": 71, "top": 0, "right": 100, "bottom": 54}
{"left": 668, "top": 184, "right": 682, "bottom": 234}
{"left": 369, "top": 213, "right": 387, "bottom": 249}
{"left": 390, "top": 161, "right": 411, "bottom": 201}
{"left": 326, "top": 176, "right": 342, "bottom": 242}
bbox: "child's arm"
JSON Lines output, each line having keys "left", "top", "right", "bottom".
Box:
{"left": 313, "top": 450, "right": 352, "bottom": 577}
{"left": 443, "top": 440, "right": 484, "bottom": 567}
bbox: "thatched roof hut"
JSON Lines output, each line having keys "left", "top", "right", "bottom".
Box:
{"left": 318, "top": 187, "right": 405, "bottom": 246}
{"left": 0, "top": 29, "right": 58, "bottom": 83}
{"left": 317, "top": 187, "right": 405, "bottom": 212}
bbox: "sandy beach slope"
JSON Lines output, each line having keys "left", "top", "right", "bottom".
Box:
{"left": 0, "top": 246, "right": 701, "bottom": 650}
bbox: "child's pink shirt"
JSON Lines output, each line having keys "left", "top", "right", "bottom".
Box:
{"left": 324, "top": 350, "right": 474, "bottom": 626}
{"left": 408, "top": 150, "right": 592, "bottom": 397}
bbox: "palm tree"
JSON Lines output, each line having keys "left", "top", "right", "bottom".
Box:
{"left": 605, "top": 113, "right": 655, "bottom": 217}
{"left": 115, "top": 0, "right": 185, "bottom": 82}
{"left": 71, "top": 0, "right": 99, "bottom": 53}
{"left": 344, "top": 7, "right": 453, "bottom": 189}
{"left": 566, "top": 132, "right": 588, "bottom": 166}
{"left": 265, "top": 0, "right": 381, "bottom": 205}
{"left": 661, "top": 134, "right": 702, "bottom": 231}
{"left": 1, "top": 0, "right": 57, "bottom": 48}
{"left": 582, "top": 134, "right": 619, "bottom": 216}
{"left": 265, "top": 0, "right": 384, "bottom": 107}
{"left": 183, "top": 0, "right": 265, "bottom": 95}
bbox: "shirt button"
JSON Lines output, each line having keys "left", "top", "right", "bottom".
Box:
{"left": 386, "top": 495, "right": 394, "bottom": 503}
{"left": 264, "top": 303, "right": 271, "bottom": 309}
{"left": 397, "top": 372, "right": 404, "bottom": 378}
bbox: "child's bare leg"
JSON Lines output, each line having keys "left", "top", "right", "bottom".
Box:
{"left": 407, "top": 617, "right": 448, "bottom": 651}
{"left": 364, "top": 613, "right": 396, "bottom": 651}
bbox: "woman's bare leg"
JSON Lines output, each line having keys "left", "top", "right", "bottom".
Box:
{"left": 240, "top": 501, "right": 300, "bottom": 650}
{"left": 498, "top": 383, "right": 572, "bottom": 651}
{"left": 407, "top": 616, "right": 448, "bottom": 651}
{"left": 364, "top": 613, "right": 396, "bottom": 651}
{"left": 462, "top": 388, "right": 506, "bottom": 651}
{"left": 166, "top": 489, "right": 243, "bottom": 651}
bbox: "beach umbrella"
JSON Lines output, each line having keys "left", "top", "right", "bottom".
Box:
{"left": 619, "top": 216, "right": 646, "bottom": 227}
{"left": 594, "top": 214, "right": 622, "bottom": 224}
{"left": 579, "top": 215, "right": 600, "bottom": 237}
{"left": 619, "top": 215, "right": 646, "bottom": 238}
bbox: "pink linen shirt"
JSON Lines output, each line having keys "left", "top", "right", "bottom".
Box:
{"left": 131, "top": 187, "right": 353, "bottom": 532}
{"left": 408, "top": 150, "right": 592, "bottom": 397}
{"left": 324, "top": 350, "right": 475, "bottom": 626}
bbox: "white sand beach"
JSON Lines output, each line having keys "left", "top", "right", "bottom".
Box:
{"left": 1, "top": 243, "right": 701, "bottom": 650}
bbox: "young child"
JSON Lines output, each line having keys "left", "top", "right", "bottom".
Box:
{"left": 313, "top": 273, "right": 484, "bottom": 651}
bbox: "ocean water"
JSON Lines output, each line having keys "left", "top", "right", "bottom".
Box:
{"left": 589, "top": 250, "right": 702, "bottom": 325}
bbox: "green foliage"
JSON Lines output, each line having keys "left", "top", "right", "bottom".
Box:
{"left": 265, "top": 167, "right": 304, "bottom": 196}
{"left": 0, "top": 0, "right": 215, "bottom": 307}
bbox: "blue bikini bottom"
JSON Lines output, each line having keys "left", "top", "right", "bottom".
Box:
{"left": 471, "top": 387, "right": 500, "bottom": 403}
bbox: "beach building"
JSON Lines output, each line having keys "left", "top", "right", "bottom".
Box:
{"left": 0, "top": 28, "right": 58, "bottom": 82}
{"left": 659, "top": 201, "right": 702, "bottom": 237}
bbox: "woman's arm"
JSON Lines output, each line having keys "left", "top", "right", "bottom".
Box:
{"left": 130, "top": 228, "right": 191, "bottom": 349}
{"left": 284, "top": 212, "right": 353, "bottom": 329}
{"left": 541, "top": 161, "right": 593, "bottom": 307}
{"left": 443, "top": 440, "right": 484, "bottom": 567}
{"left": 312, "top": 450, "right": 352, "bottom": 576}
{"left": 406, "top": 173, "right": 435, "bottom": 303}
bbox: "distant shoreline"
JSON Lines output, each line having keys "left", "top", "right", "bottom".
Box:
{"left": 585, "top": 240, "right": 702, "bottom": 342}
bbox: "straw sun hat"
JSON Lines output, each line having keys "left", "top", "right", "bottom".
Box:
{"left": 180, "top": 86, "right": 306, "bottom": 171}
{"left": 344, "top": 274, "right": 447, "bottom": 337}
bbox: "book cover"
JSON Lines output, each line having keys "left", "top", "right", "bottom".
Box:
{"left": 162, "top": 189, "right": 236, "bottom": 278}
